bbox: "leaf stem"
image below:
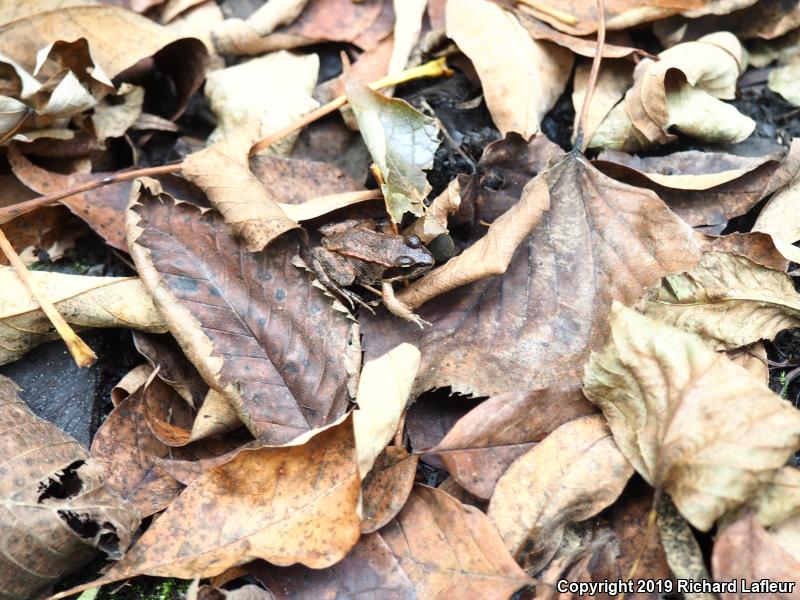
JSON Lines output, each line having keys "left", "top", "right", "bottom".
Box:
{"left": 0, "top": 58, "right": 453, "bottom": 225}
{"left": 573, "top": 0, "right": 606, "bottom": 153}
{"left": 0, "top": 227, "right": 97, "bottom": 367}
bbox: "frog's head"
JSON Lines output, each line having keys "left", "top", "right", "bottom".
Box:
{"left": 388, "top": 234, "right": 435, "bottom": 277}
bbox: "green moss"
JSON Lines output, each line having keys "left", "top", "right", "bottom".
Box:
{"left": 95, "top": 578, "right": 190, "bottom": 600}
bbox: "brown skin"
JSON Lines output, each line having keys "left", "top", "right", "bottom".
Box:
{"left": 304, "top": 220, "right": 435, "bottom": 309}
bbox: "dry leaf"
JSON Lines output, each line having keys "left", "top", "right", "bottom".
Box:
{"left": 583, "top": 303, "right": 800, "bottom": 531}
{"left": 754, "top": 165, "right": 800, "bottom": 263}
{"left": 181, "top": 131, "right": 299, "bottom": 252}
{"left": 205, "top": 51, "right": 319, "bottom": 154}
{"left": 751, "top": 466, "right": 800, "bottom": 528}
{"left": 712, "top": 514, "right": 800, "bottom": 599}
{"left": 75, "top": 414, "right": 361, "bottom": 588}
{"left": 571, "top": 59, "right": 632, "bottom": 144}
{"left": 353, "top": 343, "right": 420, "bottom": 478}
{"left": 0, "top": 375, "right": 139, "bottom": 600}
{"left": 428, "top": 385, "right": 597, "bottom": 499}
{"left": 90, "top": 382, "right": 184, "bottom": 517}
{"left": 768, "top": 58, "right": 800, "bottom": 106}
{"left": 345, "top": 75, "right": 440, "bottom": 223}
{"left": 389, "top": 0, "right": 428, "bottom": 76}
{"left": 446, "top": 0, "right": 573, "bottom": 139}
{"left": 728, "top": 342, "right": 769, "bottom": 384}
{"left": 127, "top": 178, "right": 358, "bottom": 442}
{"left": 641, "top": 251, "right": 800, "bottom": 350}
{"left": 488, "top": 414, "right": 633, "bottom": 572}
{"left": 0, "top": 267, "right": 166, "bottom": 365}
{"left": 364, "top": 148, "right": 703, "bottom": 398}
{"left": 361, "top": 446, "right": 418, "bottom": 533}
{"left": 250, "top": 154, "right": 364, "bottom": 204}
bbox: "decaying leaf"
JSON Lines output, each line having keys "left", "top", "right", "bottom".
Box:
{"left": 428, "top": 385, "right": 597, "bottom": 499}
{"left": 363, "top": 148, "right": 703, "bottom": 398}
{"left": 641, "top": 251, "right": 800, "bottom": 350}
{"left": 751, "top": 466, "right": 800, "bottom": 528}
{"left": 388, "top": 0, "right": 428, "bottom": 77}
{"left": 768, "top": 58, "right": 800, "bottom": 107}
{"left": 590, "top": 32, "right": 754, "bottom": 150}
{"left": 712, "top": 514, "right": 800, "bottom": 598}
{"left": 571, "top": 58, "right": 633, "bottom": 144}
{"left": 127, "top": 178, "right": 358, "bottom": 442}
{"left": 361, "top": 446, "right": 418, "bottom": 534}
{"left": 754, "top": 165, "right": 800, "bottom": 263}
{"left": 345, "top": 75, "right": 440, "bottom": 223}
{"left": 353, "top": 343, "right": 420, "bottom": 478}
{"left": 205, "top": 50, "right": 319, "bottom": 154}
{"left": 77, "top": 414, "right": 361, "bottom": 588}
{"left": 181, "top": 131, "right": 299, "bottom": 252}
{"left": 446, "top": 0, "right": 573, "bottom": 139}
{"left": 488, "top": 414, "right": 632, "bottom": 572}
{"left": 0, "top": 267, "right": 166, "bottom": 365}
{"left": 0, "top": 375, "right": 140, "bottom": 600}
{"left": 583, "top": 303, "right": 800, "bottom": 531}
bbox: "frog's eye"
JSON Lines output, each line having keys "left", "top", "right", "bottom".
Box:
{"left": 395, "top": 255, "right": 414, "bottom": 267}
{"left": 404, "top": 235, "right": 422, "bottom": 249}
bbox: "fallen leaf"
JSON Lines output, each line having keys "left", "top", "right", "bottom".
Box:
{"left": 345, "top": 75, "right": 440, "bottom": 223}
{"left": 205, "top": 51, "right": 319, "bottom": 154}
{"left": 363, "top": 147, "right": 703, "bottom": 399}
{"left": 250, "top": 154, "right": 364, "bottom": 205}
{"left": 90, "top": 382, "right": 185, "bottom": 517}
{"left": 134, "top": 332, "right": 209, "bottom": 407}
{"left": 428, "top": 385, "right": 597, "bottom": 499}
{"left": 571, "top": 59, "right": 633, "bottom": 144}
{"left": 768, "top": 58, "right": 800, "bottom": 106}
{"left": 446, "top": 0, "right": 573, "bottom": 139}
{"left": 488, "top": 414, "right": 633, "bottom": 572}
{"left": 712, "top": 514, "right": 800, "bottom": 599}
{"left": 754, "top": 164, "right": 800, "bottom": 263}
{"left": 127, "top": 178, "right": 358, "bottom": 442}
{"left": 0, "top": 267, "right": 166, "bottom": 365}
{"left": 361, "top": 446, "right": 418, "bottom": 533}
{"left": 91, "top": 83, "right": 144, "bottom": 143}
{"left": 381, "top": 485, "right": 532, "bottom": 598}
{"left": 583, "top": 303, "right": 800, "bottom": 531}
{"left": 80, "top": 414, "right": 361, "bottom": 586}
{"left": 641, "top": 251, "right": 800, "bottom": 350}
{"left": 751, "top": 466, "right": 800, "bottom": 528}
{"left": 388, "top": 0, "right": 428, "bottom": 76}
{"left": 0, "top": 375, "right": 139, "bottom": 600}
{"left": 533, "top": 533, "right": 621, "bottom": 599}
{"left": 514, "top": 12, "right": 642, "bottom": 58}
{"left": 354, "top": 343, "right": 420, "bottom": 478}
{"left": 728, "top": 342, "right": 769, "bottom": 384}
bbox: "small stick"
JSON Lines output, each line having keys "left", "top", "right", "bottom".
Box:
{"left": 0, "top": 58, "right": 453, "bottom": 225}
{"left": 516, "top": 0, "right": 578, "bottom": 26}
{"left": 573, "top": 0, "right": 606, "bottom": 153}
{"left": 0, "top": 227, "right": 96, "bottom": 367}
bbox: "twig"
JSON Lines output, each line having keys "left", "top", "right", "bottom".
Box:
{"left": 0, "top": 227, "right": 96, "bottom": 367}
{"left": 0, "top": 58, "right": 453, "bottom": 225}
{"left": 573, "top": 0, "right": 606, "bottom": 153}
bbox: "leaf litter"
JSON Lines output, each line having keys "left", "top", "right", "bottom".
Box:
{"left": 0, "top": 0, "right": 800, "bottom": 598}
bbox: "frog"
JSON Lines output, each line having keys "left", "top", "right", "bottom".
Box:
{"left": 301, "top": 219, "right": 434, "bottom": 326}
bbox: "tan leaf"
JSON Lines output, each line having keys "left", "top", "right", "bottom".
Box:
{"left": 354, "top": 343, "right": 420, "bottom": 478}
{"left": 181, "top": 131, "right": 299, "bottom": 252}
{"left": 68, "top": 413, "right": 361, "bottom": 591}
{"left": 446, "top": 0, "right": 573, "bottom": 139}
{"left": 0, "top": 375, "right": 140, "bottom": 600}
{"left": 0, "top": 267, "right": 166, "bottom": 365}
{"left": 728, "top": 342, "right": 769, "bottom": 384}
{"left": 403, "top": 176, "right": 463, "bottom": 244}
{"left": 712, "top": 514, "right": 800, "bottom": 599}
{"left": 429, "top": 385, "right": 597, "bottom": 499}
{"left": 205, "top": 51, "right": 319, "bottom": 154}
{"left": 91, "top": 83, "right": 144, "bottom": 143}
{"left": 754, "top": 165, "right": 800, "bottom": 263}
{"left": 571, "top": 59, "right": 633, "bottom": 144}
{"left": 127, "top": 179, "right": 357, "bottom": 442}
{"left": 641, "top": 251, "right": 800, "bottom": 350}
{"left": 583, "top": 303, "right": 800, "bottom": 531}
{"left": 388, "top": 0, "right": 428, "bottom": 76}
{"left": 361, "top": 446, "right": 418, "bottom": 534}
{"left": 488, "top": 414, "right": 632, "bottom": 572}
{"left": 751, "top": 466, "right": 800, "bottom": 528}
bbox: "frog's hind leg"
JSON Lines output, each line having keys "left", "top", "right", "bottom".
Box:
{"left": 380, "top": 281, "right": 429, "bottom": 329}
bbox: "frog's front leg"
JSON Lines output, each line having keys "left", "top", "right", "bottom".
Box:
{"left": 305, "top": 246, "right": 373, "bottom": 311}
{"left": 381, "top": 281, "right": 429, "bottom": 329}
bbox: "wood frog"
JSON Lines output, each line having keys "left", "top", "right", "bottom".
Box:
{"left": 302, "top": 219, "right": 434, "bottom": 326}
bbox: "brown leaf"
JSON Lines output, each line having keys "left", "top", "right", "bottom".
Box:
{"left": 249, "top": 154, "right": 364, "bottom": 205}
{"left": 134, "top": 332, "right": 209, "bottom": 407}
{"left": 515, "top": 13, "right": 642, "bottom": 58}
{"left": 488, "top": 414, "right": 633, "bottom": 572}
{"left": 446, "top": 0, "right": 573, "bottom": 139}
{"left": 594, "top": 148, "right": 786, "bottom": 229}
{"left": 583, "top": 304, "right": 800, "bottom": 531}
{"left": 0, "top": 4, "right": 207, "bottom": 120}
{"left": 87, "top": 414, "right": 361, "bottom": 586}
{"left": 728, "top": 342, "right": 769, "bottom": 384}
{"left": 363, "top": 148, "right": 703, "bottom": 398}
{"left": 712, "top": 514, "right": 800, "bottom": 599}
{"left": 91, "top": 382, "right": 184, "bottom": 517}
{"left": 127, "top": 178, "right": 358, "bottom": 442}
{"left": 361, "top": 446, "right": 418, "bottom": 534}
{"left": 641, "top": 251, "right": 800, "bottom": 350}
{"left": 571, "top": 59, "right": 633, "bottom": 144}
{"left": 754, "top": 157, "right": 800, "bottom": 263}
{"left": 181, "top": 131, "right": 300, "bottom": 252}
{"left": 428, "top": 385, "right": 597, "bottom": 499}
{"left": 0, "top": 375, "right": 139, "bottom": 600}
{"left": 0, "top": 267, "right": 166, "bottom": 365}
{"left": 751, "top": 466, "right": 800, "bottom": 528}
